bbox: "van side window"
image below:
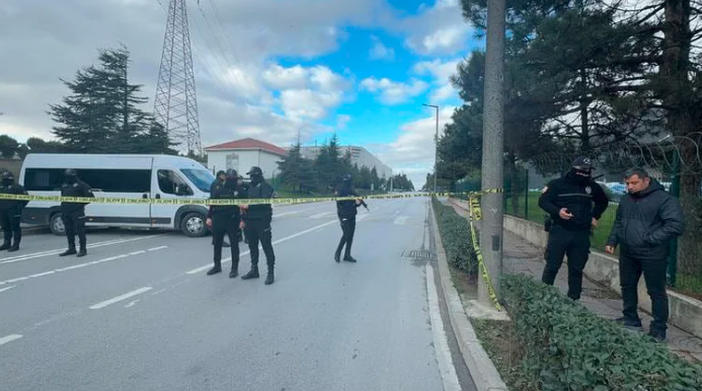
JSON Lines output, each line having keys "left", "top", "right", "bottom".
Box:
{"left": 24, "top": 168, "right": 150, "bottom": 193}
{"left": 157, "top": 170, "right": 192, "bottom": 196}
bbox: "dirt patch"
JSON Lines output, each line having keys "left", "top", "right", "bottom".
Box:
{"left": 471, "top": 318, "right": 540, "bottom": 391}
{"left": 448, "top": 263, "right": 478, "bottom": 300}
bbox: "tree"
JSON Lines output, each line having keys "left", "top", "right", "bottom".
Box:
{"left": 48, "top": 45, "right": 175, "bottom": 154}
{"left": 26, "top": 137, "right": 65, "bottom": 153}
{"left": 277, "top": 142, "right": 315, "bottom": 193}
{"left": 0, "top": 135, "right": 19, "bottom": 158}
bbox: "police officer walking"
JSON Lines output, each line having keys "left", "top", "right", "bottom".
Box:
{"left": 240, "top": 166, "right": 276, "bottom": 285}
{"left": 210, "top": 170, "right": 230, "bottom": 248}
{"left": 59, "top": 169, "right": 94, "bottom": 257}
{"left": 334, "top": 173, "right": 364, "bottom": 263}
{"left": 205, "top": 168, "right": 244, "bottom": 277}
{"left": 0, "top": 171, "right": 28, "bottom": 252}
{"left": 538, "top": 157, "right": 609, "bottom": 300}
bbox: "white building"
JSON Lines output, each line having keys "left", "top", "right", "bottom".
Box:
{"left": 296, "top": 145, "right": 393, "bottom": 179}
{"left": 204, "top": 138, "right": 288, "bottom": 179}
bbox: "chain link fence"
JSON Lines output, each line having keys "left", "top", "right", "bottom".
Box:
{"left": 498, "top": 134, "right": 702, "bottom": 299}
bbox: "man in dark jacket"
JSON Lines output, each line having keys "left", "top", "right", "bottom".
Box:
{"left": 0, "top": 171, "right": 28, "bottom": 252}
{"left": 205, "top": 169, "right": 245, "bottom": 277}
{"left": 209, "top": 170, "right": 230, "bottom": 248}
{"left": 334, "top": 173, "right": 363, "bottom": 263}
{"left": 606, "top": 168, "right": 684, "bottom": 341}
{"left": 538, "top": 156, "right": 610, "bottom": 300}
{"left": 240, "top": 166, "right": 276, "bottom": 285}
{"left": 59, "top": 169, "right": 94, "bottom": 257}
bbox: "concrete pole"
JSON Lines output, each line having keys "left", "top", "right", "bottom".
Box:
{"left": 423, "top": 103, "right": 439, "bottom": 193}
{"left": 478, "top": 0, "right": 506, "bottom": 306}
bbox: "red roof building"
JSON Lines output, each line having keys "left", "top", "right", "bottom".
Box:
{"left": 204, "top": 138, "right": 287, "bottom": 178}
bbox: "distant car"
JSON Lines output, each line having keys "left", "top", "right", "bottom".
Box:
{"left": 19, "top": 153, "right": 215, "bottom": 237}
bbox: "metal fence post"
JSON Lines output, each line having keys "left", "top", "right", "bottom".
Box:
{"left": 668, "top": 150, "right": 680, "bottom": 287}
{"left": 524, "top": 169, "right": 529, "bottom": 220}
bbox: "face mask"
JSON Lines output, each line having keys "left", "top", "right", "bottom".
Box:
{"left": 65, "top": 175, "right": 77, "bottom": 184}
{"left": 250, "top": 174, "right": 262, "bottom": 184}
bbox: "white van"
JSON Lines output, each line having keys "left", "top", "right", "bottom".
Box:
{"left": 19, "top": 153, "right": 215, "bottom": 237}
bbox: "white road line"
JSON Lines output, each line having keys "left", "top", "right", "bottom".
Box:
{"left": 0, "top": 334, "right": 23, "bottom": 347}
{"left": 129, "top": 250, "right": 146, "bottom": 256}
{"left": 0, "top": 247, "right": 167, "bottom": 286}
{"left": 0, "top": 234, "right": 167, "bottom": 265}
{"left": 147, "top": 246, "right": 168, "bottom": 252}
{"left": 309, "top": 211, "right": 333, "bottom": 219}
{"left": 124, "top": 299, "right": 140, "bottom": 308}
{"left": 185, "top": 219, "right": 338, "bottom": 275}
{"left": 425, "top": 264, "right": 462, "bottom": 391}
{"left": 0, "top": 285, "right": 16, "bottom": 293}
{"left": 394, "top": 216, "right": 409, "bottom": 225}
{"left": 89, "top": 287, "right": 152, "bottom": 310}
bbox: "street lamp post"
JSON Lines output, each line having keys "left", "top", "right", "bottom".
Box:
{"left": 423, "top": 103, "right": 439, "bottom": 193}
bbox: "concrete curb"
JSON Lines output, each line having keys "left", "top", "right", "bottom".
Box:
{"left": 430, "top": 202, "right": 509, "bottom": 391}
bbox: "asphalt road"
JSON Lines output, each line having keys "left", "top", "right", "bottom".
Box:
{"left": 0, "top": 198, "right": 476, "bottom": 391}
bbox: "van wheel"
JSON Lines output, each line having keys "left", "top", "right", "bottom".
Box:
{"left": 50, "top": 213, "right": 66, "bottom": 236}
{"left": 181, "top": 212, "right": 207, "bottom": 237}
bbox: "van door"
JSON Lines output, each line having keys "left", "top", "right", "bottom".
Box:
{"left": 150, "top": 167, "right": 207, "bottom": 235}
{"left": 77, "top": 158, "right": 153, "bottom": 228}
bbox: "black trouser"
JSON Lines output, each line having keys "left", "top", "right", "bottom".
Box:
{"left": 212, "top": 214, "right": 239, "bottom": 268}
{"left": 63, "top": 210, "right": 87, "bottom": 250}
{"left": 542, "top": 225, "right": 590, "bottom": 300}
{"left": 245, "top": 217, "right": 275, "bottom": 269}
{"left": 620, "top": 252, "right": 669, "bottom": 333}
{"left": 0, "top": 209, "right": 21, "bottom": 245}
{"left": 335, "top": 216, "right": 356, "bottom": 259}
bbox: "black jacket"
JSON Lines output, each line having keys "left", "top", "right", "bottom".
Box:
{"left": 60, "top": 180, "right": 94, "bottom": 214}
{"left": 243, "top": 181, "right": 274, "bottom": 220}
{"left": 607, "top": 180, "right": 684, "bottom": 259}
{"left": 336, "top": 186, "right": 360, "bottom": 218}
{"left": 0, "top": 183, "right": 28, "bottom": 214}
{"left": 207, "top": 180, "right": 244, "bottom": 219}
{"left": 539, "top": 172, "right": 609, "bottom": 231}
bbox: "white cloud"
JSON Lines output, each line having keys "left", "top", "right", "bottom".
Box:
{"left": 360, "top": 77, "right": 429, "bottom": 105}
{"left": 336, "top": 114, "right": 351, "bottom": 129}
{"left": 413, "top": 58, "right": 461, "bottom": 103}
{"left": 368, "top": 36, "right": 395, "bottom": 60}
{"left": 280, "top": 89, "right": 343, "bottom": 120}
{"left": 369, "top": 106, "right": 457, "bottom": 186}
{"left": 392, "top": 0, "right": 472, "bottom": 55}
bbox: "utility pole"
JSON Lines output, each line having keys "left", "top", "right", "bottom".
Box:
{"left": 423, "top": 103, "right": 439, "bottom": 193}
{"left": 478, "top": 0, "right": 506, "bottom": 306}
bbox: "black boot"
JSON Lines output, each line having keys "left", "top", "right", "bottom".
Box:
{"left": 241, "top": 265, "right": 259, "bottom": 280}
{"left": 60, "top": 248, "right": 77, "bottom": 257}
{"left": 334, "top": 252, "right": 341, "bottom": 263}
{"left": 343, "top": 255, "right": 357, "bottom": 263}
{"left": 7, "top": 242, "right": 19, "bottom": 252}
{"left": 0, "top": 241, "right": 10, "bottom": 251}
{"left": 265, "top": 269, "right": 275, "bottom": 285}
{"left": 207, "top": 261, "right": 222, "bottom": 276}
{"left": 77, "top": 248, "right": 87, "bottom": 258}
{"left": 229, "top": 261, "right": 239, "bottom": 278}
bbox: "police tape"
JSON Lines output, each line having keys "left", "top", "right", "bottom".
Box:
{"left": 467, "top": 194, "right": 503, "bottom": 311}
{"left": 0, "top": 188, "right": 503, "bottom": 206}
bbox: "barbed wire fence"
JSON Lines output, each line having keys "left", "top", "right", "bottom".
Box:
{"left": 503, "top": 132, "right": 702, "bottom": 299}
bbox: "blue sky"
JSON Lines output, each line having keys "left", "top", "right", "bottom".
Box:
{"left": 0, "top": 0, "right": 482, "bottom": 186}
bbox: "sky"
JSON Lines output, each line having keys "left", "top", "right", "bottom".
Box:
{"left": 0, "top": 0, "right": 482, "bottom": 187}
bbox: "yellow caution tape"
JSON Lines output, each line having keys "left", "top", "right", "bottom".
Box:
{"left": 467, "top": 194, "right": 503, "bottom": 311}
{"left": 0, "top": 189, "right": 502, "bottom": 206}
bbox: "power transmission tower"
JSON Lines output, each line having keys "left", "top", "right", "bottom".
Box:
{"left": 154, "top": 0, "right": 202, "bottom": 155}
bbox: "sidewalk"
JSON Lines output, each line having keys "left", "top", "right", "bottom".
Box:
{"left": 449, "top": 203, "right": 702, "bottom": 363}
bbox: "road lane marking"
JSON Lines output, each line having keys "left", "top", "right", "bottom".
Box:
{"left": 0, "top": 285, "right": 15, "bottom": 293}
{"left": 185, "top": 219, "right": 338, "bottom": 275}
{"left": 129, "top": 250, "right": 146, "bottom": 256}
{"left": 148, "top": 246, "right": 168, "bottom": 252}
{"left": 310, "top": 211, "right": 333, "bottom": 219}
{"left": 0, "top": 247, "right": 167, "bottom": 286}
{"left": 394, "top": 216, "right": 409, "bottom": 225}
{"left": 89, "top": 287, "right": 153, "bottom": 310}
{"left": 0, "top": 334, "right": 23, "bottom": 347}
{"left": 425, "top": 264, "right": 461, "bottom": 391}
{"left": 0, "top": 234, "right": 167, "bottom": 265}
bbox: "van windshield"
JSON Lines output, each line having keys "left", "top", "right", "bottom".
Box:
{"left": 180, "top": 169, "right": 215, "bottom": 193}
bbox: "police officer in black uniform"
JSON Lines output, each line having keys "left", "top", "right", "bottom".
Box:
{"left": 0, "top": 171, "right": 28, "bottom": 252}
{"left": 240, "top": 166, "right": 276, "bottom": 285}
{"left": 538, "top": 157, "right": 609, "bottom": 300}
{"left": 209, "top": 170, "right": 230, "bottom": 248}
{"left": 59, "top": 169, "right": 94, "bottom": 257}
{"left": 334, "top": 173, "right": 364, "bottom": 263}
{"left": 206, "top": 168, "right": 244, "bottom": 277}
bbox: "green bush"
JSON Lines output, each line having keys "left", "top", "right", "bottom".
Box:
{"left": 503, "top": 273, "right": 702, "bottom": 391}
{"left": 432, "top": 197, "right": 478, "bottom": 276}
